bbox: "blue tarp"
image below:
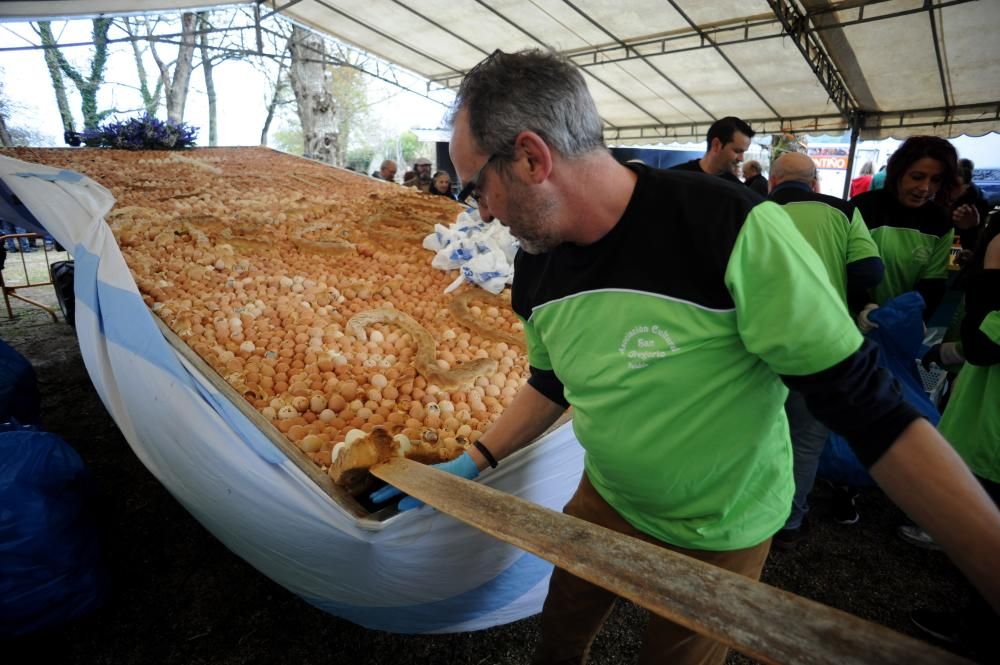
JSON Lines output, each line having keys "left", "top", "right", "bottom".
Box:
{"left": 0, "top": 338, "right": 41, "bottom": 426}
{"left": 818, "top": 292, "right": 941, "bottom": 487}
{"left": 0, "top": 423, "right": 108, "bottom": 637}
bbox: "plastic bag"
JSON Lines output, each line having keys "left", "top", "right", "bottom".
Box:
{"left": 818, "top": 292, "right": 941, "bottom": 487}
{"left": 425, "top": 208, "right": 518, "bottom": 293}
{"left": 0, "top": 422, "right": 108, "bottom": 636}
{"left": 0, "top": 338, "right": 41, "bottom": 425}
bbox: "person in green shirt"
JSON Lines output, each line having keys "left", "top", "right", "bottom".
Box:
{"left": 767, "top": 151, "right": 884, "bottom": 547}
{"left": 373, "top": 50, "right": 1000, "bottom": 665}
{"left": 907, "top": 217, "right": 1000, "bottom": 657}
{"left": 849, "top": 136, "right": 960, "bottom": 324}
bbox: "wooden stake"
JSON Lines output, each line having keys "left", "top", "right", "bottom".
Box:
{"left": 372, "top": 457, "right": 970, "bottom": 665}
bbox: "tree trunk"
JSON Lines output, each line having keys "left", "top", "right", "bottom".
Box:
{"left": 35, "top": 18, "right": 111, "bottom": 131}
{"left": 35, "top": 22, "right": 76, "bottom": 134}
{"left": 80, "top": 18, "right": 112, "bottom": 130}
{"left": 122, "top": 17, "right": 162, "bottom": 115}
{"left": 166, "top": 12, "right": 197, "bottom": 123}
{"left": 197, "top": 12, "right": 217, "bottom": 145}
{"left": 288, "top": 25, "right": 338, "bottom": 164}
{"left": 260, "top": 66, "right": 286, "bottom": 147}
{"left": 0, "top": 113, "right": 13, "bottom": 147}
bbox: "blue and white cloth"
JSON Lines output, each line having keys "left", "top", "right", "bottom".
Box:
{"left": 0, "top": 154, "right": 584, "bottom": 634}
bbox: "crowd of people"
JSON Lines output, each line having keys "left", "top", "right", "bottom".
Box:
{"left": 370, "top": 156, "right": 457, "bottom": 200}
{"left": 369, "top": 48, "right": 1000, "bottom": 664}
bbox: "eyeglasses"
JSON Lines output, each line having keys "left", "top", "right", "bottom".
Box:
{"left": 457, "top": 152, "right": 502, "bottom": 205}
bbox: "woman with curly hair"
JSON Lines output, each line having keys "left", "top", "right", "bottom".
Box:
{"left": 849, "top": 136, "right": 974, "bottom": 324}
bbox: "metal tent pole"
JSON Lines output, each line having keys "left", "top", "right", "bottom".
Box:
{"left": 842, "top": 111, "right": 862, "bottom": 199}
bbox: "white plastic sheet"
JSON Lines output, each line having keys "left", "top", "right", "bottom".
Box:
{"left": 0, "top": 154, "right": 585, "bottom": 634}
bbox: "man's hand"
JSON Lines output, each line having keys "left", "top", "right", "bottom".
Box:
{"left": 370, "top": 452, "right": 480, "bottom": 511}
{"left": 920, "top": 342, "right": 963, "bottom": 369}
{"left": 952, "top": 204, "right": 980, "bottom": 230}
{"left": 920, "top": 343, "right": 943, "bottom": 370}
{"left": 856, "top": 303, "right": 880, "bottom": 333}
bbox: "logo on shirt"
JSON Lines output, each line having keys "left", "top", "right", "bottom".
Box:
{"left": 618, "top": 324, "right": 679, "bottom": 370}
{"left": 911, "top": 246, "right": 932, "bottom": 264}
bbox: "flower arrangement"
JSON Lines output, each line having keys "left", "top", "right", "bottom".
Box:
{"left": 80, "top": 114, "right": 198, "bottom": 150}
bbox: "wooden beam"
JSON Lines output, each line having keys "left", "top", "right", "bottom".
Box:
{"left": 371, "top": 457, "right": 971, "bottom": 665}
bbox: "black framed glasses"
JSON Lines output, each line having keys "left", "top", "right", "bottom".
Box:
{"left": 457, "top": 152, "right": 502, "bottom": 205}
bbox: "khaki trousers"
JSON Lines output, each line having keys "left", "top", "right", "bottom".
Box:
{"left": 532, "top": 473, "right": 772, "bottom": 665}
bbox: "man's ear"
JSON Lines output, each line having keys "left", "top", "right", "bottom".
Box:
{"left": 709, "top": 137, "right": 723, "bottom": 155}
{"left": 514, "top": 130, "right": 553, "bottom": 184}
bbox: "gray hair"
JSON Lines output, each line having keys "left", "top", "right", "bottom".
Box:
{"left": 860, "top": 161, "right": 874, "bottom": 175}
{"left": 743, "top": 159, "right": 762, "bottom": 175}
{"left": 449, "top": 49, "right": 606, "bottom": 162}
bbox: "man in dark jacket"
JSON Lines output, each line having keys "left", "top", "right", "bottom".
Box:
{"left": 742, "top": 159, "right": 768, "bottom": 196}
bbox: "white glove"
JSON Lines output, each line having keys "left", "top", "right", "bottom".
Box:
{"left": 857, "top": 303, "right": 879, "bottom": 334}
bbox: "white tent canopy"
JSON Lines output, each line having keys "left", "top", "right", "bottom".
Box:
{"left": 3, "top": 0, "right": 999, "bottom": 143}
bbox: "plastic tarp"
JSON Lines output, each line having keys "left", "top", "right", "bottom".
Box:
{"left": 0, "top": 422, "right": 109, "bottom": 637}
{"left": 818, "top": 291, "right": 941, "bottom": 487}
{"left": 0, "top": 338, "right": 41, "bottom": 425}
{"left": 3, "top": 1, "right": 999, "bottom": 142}
{"left": 0, "top": 153, "right": 587, "bottom": 634}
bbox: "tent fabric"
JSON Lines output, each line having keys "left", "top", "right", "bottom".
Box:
{"left": 2, "top": 1, "right": 999, "bottom": 143}
{"left": 0, "top": 153, "right": 587, "bottom": 634}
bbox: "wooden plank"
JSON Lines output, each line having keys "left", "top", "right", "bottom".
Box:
{"left": 153, "top": 315, "right": 371, "bottom": 520}
{"left": 371, "top": 457, "right": 971, "bottom": 665}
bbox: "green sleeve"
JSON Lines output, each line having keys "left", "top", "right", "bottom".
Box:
{"left": 922, "top": 228, "right": 955, "bottom": 281}
{"left": 982, "top": 311, "right": 1000, "bottom": 344}
{"left": 519, "top": 314, "right": 553, "bottom": 370}
{"left": 725, "top": 202, "right": 863, "bottom": 375}
{"left": 846, "top": 207, "right": 881, "bottom": 263}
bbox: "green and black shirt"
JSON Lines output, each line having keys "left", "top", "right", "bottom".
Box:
{"left": 848, "top": 189, "right": 954, "bottom": 318}
{"left": 939, "top": 268, "right": 1000, "bottom": 484}
{"left": 513, "top": 164, "right": 919, "bottom": 551}
{"left": 769, "top": 182, "right": 883, "bottom": 311}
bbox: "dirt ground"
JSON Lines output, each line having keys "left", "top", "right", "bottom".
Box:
{"left": 0, "top": 252, "right": 980, "bottom": 664}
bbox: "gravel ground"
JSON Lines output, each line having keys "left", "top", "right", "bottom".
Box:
{"left": 0, "top": 256, "right": 979, "bottom": 664}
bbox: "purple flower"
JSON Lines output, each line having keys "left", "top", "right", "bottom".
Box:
{"left": 79, "top": 114, "right": 199, "bottom": 150}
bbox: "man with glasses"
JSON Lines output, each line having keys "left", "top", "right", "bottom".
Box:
{"left": 376, "top": 49, "right": 1000, "bottom": 665}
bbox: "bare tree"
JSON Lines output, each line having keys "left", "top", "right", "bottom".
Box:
{"left": 260, "top": 64, "right": 291, "bottom": 147}
{"left": 36, "top": 31, "right": 75, "bottom": 135}
{"left": 0, "top": 84, "right": 13, "bottom": 146}
{"left": 34, "top": 18, "right": 112, "bottom": 132}
{"left": 165, "top": 12, "right": 197, "bottom": 123}
{"left": 119, "top": 16, "right": 163, "bottom": 116}
{"left": 197, "top": 12, "right": 218, "bottom": 145}
{"left": 288, "top": 25, "right": 338, "bottom": 164}
{"left": 0, "top": 73, "right": 53, "bottom": 146}
{"left": 141, "top": 12, "right": 198, "bottom": 124}
{"left": 0, "top": 113, "right": 12, "bottom": 147}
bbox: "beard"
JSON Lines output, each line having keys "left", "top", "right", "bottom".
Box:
{"left": 503, "top": 177, "right": 561, "bottom": 255}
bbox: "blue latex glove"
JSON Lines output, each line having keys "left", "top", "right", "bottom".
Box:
{"left": 370, "top": 452, "right": 480, "bottom": 511}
